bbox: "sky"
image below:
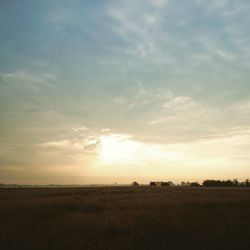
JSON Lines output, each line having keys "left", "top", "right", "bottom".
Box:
{"left": 1, "top": 0, "right": 250, "bottom": 185}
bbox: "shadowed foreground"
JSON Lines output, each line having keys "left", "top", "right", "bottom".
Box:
{"left": 1, "top": 187, "right": 250, "bottom": 250}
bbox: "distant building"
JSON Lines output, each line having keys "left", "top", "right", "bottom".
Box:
{"left": 167, "top": 181, "right": 175, "bottom": 187}
{"left": 149, "top": 181, "right": 174, "bottom": 187}
{"left": 161, "top": 182, "right": 170, "bottom": 186}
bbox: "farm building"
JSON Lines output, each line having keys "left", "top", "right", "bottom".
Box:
{"left": 149, "top": 181, "right": 174, "bottom": 187}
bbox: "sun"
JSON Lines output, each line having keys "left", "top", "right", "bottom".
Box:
{"left": 98, "top": 134, "right": 140, "bottom": 164}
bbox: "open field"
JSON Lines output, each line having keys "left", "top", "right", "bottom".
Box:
{"left": 1, "top": 187, "right": 250, "bottom": 250}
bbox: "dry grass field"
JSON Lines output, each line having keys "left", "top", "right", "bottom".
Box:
{"left": 1, "top": 186, "right": 250, "bottom": 250}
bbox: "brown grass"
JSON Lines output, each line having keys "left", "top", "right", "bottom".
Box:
{"left": 1, "top": 186, "right": 250, "bottom": 250}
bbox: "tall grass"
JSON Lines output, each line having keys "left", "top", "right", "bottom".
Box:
{"left": 1, "top": 187, "right": 250, "bottom": 250}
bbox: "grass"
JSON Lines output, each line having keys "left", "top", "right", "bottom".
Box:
{"left": 1, "top": 186, "right": 250, "bottom": 250}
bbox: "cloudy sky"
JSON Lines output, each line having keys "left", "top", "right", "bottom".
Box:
{"left": 1, "top": 0, "right": 250, "bottom": 184}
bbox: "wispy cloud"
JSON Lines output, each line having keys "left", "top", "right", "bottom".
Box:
{"left": 1, "top": 0, "right": 250, "bottom": 184}
{"left": 107, "top": 1, "right": 165, "bottom": 60}
{"left": 1, "top": 70, "right": 56, "bottom": 85}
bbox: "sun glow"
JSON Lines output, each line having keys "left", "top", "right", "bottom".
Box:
{"left": 96, "top": 133, "right": 184, "bottom": 167}
{"left": 99, "top": 134, "right": 140, "bottom": 164}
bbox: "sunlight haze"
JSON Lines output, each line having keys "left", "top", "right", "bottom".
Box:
{"left": 1, "top": 0, "right": 250, "bottom": 184}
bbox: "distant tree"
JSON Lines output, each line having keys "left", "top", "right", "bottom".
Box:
{"left": 224, "top": 180, "right": 234, "bottom": 187}
{"left": 131, "top": 181, "right": 139, "bottom": 187}
{"left": 233, "top": 179, "right": 239, "bottom": 186}
{"left": 245, "top": 179, "right": 250, "bottom": 187}
{"left": 203, "top": 180, "right": 221, "bottom": 187}
{"left": 203, "top": 179, "right": 240, "bottom": 187}
{"left": 181, "top": 182, "right": 191, "bottom": 186}
{"left": 150, "top": 181, "right": 157, "bottom": 186}
{"left": 190, "top": 182, "right": 200, "bottom": 187}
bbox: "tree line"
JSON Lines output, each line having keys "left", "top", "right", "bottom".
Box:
{"left": 180, "top": 179, "right": 250, "bottom": 187}
{"left": 179, "top": 179, "right": 250, "bottom": 187}
{"left": 202, "top": 179, "right": 250, "bottom": 187}
{"left": 132, "top": 179, "right": 250, "bottom": 187}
